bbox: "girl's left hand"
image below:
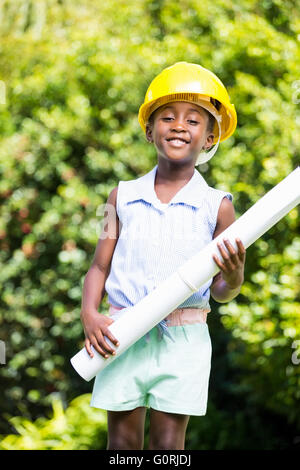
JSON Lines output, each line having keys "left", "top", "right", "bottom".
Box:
{"left": 212, "top": 238, "right": 246, "bottom": 289}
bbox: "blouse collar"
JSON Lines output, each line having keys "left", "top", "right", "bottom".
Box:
{"left": 124, "top": 164, "right": 209, "bottom": 210}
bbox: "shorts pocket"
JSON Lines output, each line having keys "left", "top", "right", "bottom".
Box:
{"left": 165, "top": 323, "right": 211, "bottom": 358}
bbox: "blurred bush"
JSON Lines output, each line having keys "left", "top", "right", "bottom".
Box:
{"left": 0, "top": 0, "right": 299, "bottom": 448}
{"left": 0, "top": 394, "right": 107, "bottom": 450}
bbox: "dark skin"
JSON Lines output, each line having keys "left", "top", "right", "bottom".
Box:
{"left": 80, "top": 101, "right": 246, "bottom": 449}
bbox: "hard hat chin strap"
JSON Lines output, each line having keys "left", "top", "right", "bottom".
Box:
{"left": 195, "top": 114, "right": 222, "bottom": 166}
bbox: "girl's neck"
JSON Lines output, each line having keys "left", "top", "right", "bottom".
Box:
{"left": 156, "top": 161, "right": 195, "bottom": 185}
{"left": 154, "top": 161, "right": 195, "bottom": 204}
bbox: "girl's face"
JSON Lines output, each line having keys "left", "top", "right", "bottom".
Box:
{"left": 146, "top": 101, "right": 215, "bottom": 165}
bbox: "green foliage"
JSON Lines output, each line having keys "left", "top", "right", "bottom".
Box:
{"left": 0, "top": 394, "right": 107, "bottom": 450}
{"left": 0, "top": 0, "right": 299, "bottom": 448}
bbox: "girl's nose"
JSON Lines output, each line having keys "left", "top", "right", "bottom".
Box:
{"left": 171, "top": 118, "right": 186, "bottom": 131}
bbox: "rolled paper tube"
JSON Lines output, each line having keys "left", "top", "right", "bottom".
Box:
{"left": 71, "top": 166, "right": 300, "bottom": 381}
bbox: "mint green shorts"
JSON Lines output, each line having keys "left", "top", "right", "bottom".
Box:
{"left": 90, "top": 322, "right": 212, "bottom": 416}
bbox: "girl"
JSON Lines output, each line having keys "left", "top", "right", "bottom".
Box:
{"left": 80, "top": 62, "right": 246, "bottom": 450}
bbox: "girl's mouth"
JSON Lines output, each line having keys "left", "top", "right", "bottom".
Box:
{"left": 166, "top": 138, "right": 190, "bottom": 147}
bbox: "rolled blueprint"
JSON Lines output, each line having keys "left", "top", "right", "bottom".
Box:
{"left": 71, "top": 166, "right": 300, "bottom": 381}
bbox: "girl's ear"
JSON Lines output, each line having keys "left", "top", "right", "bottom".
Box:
{"left": 203, "top": 132, "right": 215, "bottom": 150}
{"left": 146, "top": 123, "right": 153, "bottom": 143}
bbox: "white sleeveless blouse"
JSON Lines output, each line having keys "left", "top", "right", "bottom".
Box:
{"left": 105, "top": 165, "right": 233, "bottom": 310}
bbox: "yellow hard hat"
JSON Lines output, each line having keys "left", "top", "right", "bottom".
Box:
{"left": 138, "top": 62, "right": 237, "bottom": 146}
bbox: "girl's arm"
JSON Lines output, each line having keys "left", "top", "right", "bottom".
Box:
{"left": 80, "top": 187, "right": 120, "bottom": 358}
{"left": 210, "top": 197, "right": 246, "bottom": 303}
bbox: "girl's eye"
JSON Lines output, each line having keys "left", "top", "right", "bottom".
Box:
{"left": 161, "top": 117, "right": 199, "bottom": 124}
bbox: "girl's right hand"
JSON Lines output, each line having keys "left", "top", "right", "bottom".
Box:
{"left": 80, "top": 309, "right": 120, "bottom": 358}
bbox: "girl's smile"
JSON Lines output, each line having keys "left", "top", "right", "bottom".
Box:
{"left": 166, "top": 137, "right": 190, "bottom": 147}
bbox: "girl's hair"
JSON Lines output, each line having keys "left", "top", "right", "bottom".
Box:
{"left": 207, "top": 98, "right": 221, "bottom": 133}
{"left": 148, "top": 98, "right": 221, "bottom": 135}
